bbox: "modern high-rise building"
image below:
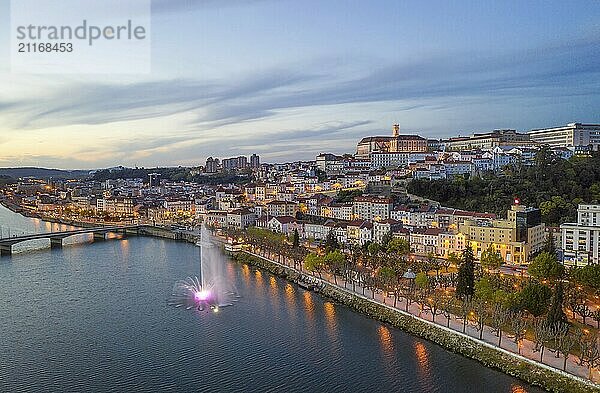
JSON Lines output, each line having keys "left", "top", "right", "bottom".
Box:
{"left": 561, "top": 204, "right": 600, "bottom": 266}
{"left": 528, "top": 123, "right": 600, "bottom": 151}
{"left": 250, "top": 154, "right": 260, "bottom": 168}
{"left": 205, "top": 157, "right": 218, "bottom": 173}
{"left": 148, "top": 173, "right": 161, "bottom": 187}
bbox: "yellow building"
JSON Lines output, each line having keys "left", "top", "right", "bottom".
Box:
{"left": 458, "top": 203, "right": 545, "bottom": 264}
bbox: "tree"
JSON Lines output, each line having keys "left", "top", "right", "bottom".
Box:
{"left": 324, "top": 250, "right": 345, "bottom": 285}
{"left": 528, "top": 252, "right": 564, "bottom": 281}
{"left": 489, "top": 303, "right": 510, "bottom": 347}
{"left": 517, "top": 282, "right": 552, "bottom": 317}
{"left": 510, "top": 312, "right": 528, "bottom": 354}
{"left": 474, "top": 277, "right": 495, "bottom": 301}
{"left": 388, "top": 238, "right": 410, "bottom": 256}
{"left": 543, "top": 232, "right": 557, "bottom": 256}
{"left": 532, "top": 318, "right": 551, "bottom": 362}
{"left": 546, "top": 282, "right": 567, "bottom": 326}
{"left": 292, "top": 228, "right": 300, "bottom": 249}
{"left": 324, "top": 230, "right": 339, "bottom": 252}
{"left": 472, "top": 300, "right": 489, "bottom": 340}
{"left": 480, "top": 245, "right": 503, "bottom": 272}
{"left": 415, "top": 272, "right": 429, "bottom": 289}
{"left": 380, "top": 231, "right": 393, "bottom": 249}
{"left": 456, "top": 245, "right": 475, "bottom": 300}
{"left": 447, "top": 252, "right": 461, "bottom": 268}
{"left": 304, "top": 253, "right": 324, "bottom": 278}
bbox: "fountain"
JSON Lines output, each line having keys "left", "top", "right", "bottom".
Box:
{"left": 169, "top": 226, "right": 239, "bottom": 312}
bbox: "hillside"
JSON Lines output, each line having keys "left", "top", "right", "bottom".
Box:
{"left": 407, "top": 148, "right": 600, "bottom": 226}
{"left": 0, "top": 167, "right": 91, "bottom": 179}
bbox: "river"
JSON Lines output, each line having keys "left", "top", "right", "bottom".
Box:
{"left": 0, "top": 204, "right": 543, "bottom": 392}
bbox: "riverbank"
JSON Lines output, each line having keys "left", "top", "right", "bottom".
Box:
{"left": 232, "top": 250, "right": 598, "bottom": 393}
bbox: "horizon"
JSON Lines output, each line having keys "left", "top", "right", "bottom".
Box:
{"left": 1, "top": 0, "right": 599, "bottom": 169}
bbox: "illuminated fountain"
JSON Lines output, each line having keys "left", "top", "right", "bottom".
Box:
{"left": 169, "top": 226, "right": 239, "bottom": 312}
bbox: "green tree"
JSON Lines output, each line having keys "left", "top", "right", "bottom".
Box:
{"left": 388, "top": 238, "right": 410, "bottom": 255}
{"left": 528, "top": 252, "right": 564, "bottom": 281}
{"left": 304, "top": 253, "right": 325, "bottom": 278}
{"left": 324, "top": 250, "right": 346, "bottom": 285}
{"left": 447, "top": 252, "right": 461, "bottom": 267}
{"left": 543, "top": 232, "right": 557, "bottom": 256}
{"left": 456, "top": 245, "right": 475, "bottom": 300}
{"left": 546, "top": 282, "right": 567, "bottom": 326}
{"left": 480, "top": 245, "right": 503, "bottom": 272}
{"left": 380, "top": 231, "right": 393, "bottom": 249}
{"left": 571, "top": 264, "right": 600, "bottom": 291}
{"left": 517, "top": 282, "right": 552, "bottom": 317}
{"left": 474, "top": 276, "right": 494, "bottom": 301}
{"left": 324, "top": 230, "right": 339, "bottom": 252}
{"left": 292, "top": 228, "right": 300, "bottom": 249}
{"left": 415, "top": 272, "right": 429, "bottom": 289}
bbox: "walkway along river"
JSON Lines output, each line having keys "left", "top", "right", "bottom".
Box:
{"left": 231, "top": 244, "right": 599, "bottom": 393}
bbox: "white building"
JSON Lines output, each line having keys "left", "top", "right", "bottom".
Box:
{"left": 370, "top": 152, "right": 409, "bottom": 169}
{"left": 529, "top": 123, "right": 600, "bottom": 151}
{"left": 353, "top": 196, "right": 393, "bottom": 221}
{"left": 226, "top": 208, "right": 256, "bottom": 229}
{"left": 561, "top": 204, "right": 600, "bottom": 266}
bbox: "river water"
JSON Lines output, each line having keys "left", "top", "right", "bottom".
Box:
{"left": 0, "top": 204, "right": 543, "bottom": 392}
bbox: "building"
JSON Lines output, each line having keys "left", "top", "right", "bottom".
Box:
{"left": 458, "top": 203, "right": 545, "bottom": 264}
{"left": 205, "top": 157, "right": 218, "bottom": 173}
{"left": 370, "top": 152, "right": 409, "bottom": 169}
{"left": 353, "top": 196, "right": 393, "bottom": 221}
{"left": 442, "top": 129, "right": 532, "bottom": 151}
{"left": 316, "top": 153, "right": 344, "bottom": 174}
{"left": 529, "top": 123, "right": 600, "bottom": 151}
{"left": 148, "top": 173, "right": 161, "bottom": 187}
{"left": 250, "top": 154, "right": 260, "bottom": 168}
{"left": 100, "top": 197, "right": 134, "bottom": 216}
{"left": 227, "top": 208, "right": 256, "bottom": 229}
{"left": 266, "top": 200, "right": 298, "bottom": 218}
{"left": 355, "top": 125, "right": 428, "bottom": 158}
{"left": 561, "top": 204, "right": 600, "bottom": 266}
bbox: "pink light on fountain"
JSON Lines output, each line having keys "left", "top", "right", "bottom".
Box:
{"left": 194, "top": 290, "right": 210, "bottom": 302}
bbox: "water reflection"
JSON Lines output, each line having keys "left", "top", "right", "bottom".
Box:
{"left": 303, "top": 291, "right": 315, "bottom": 323}
{"left": 414, "top": 341, "right": 431, "bottom": 379}
{"left": 511, "top": 384, "right": 528, "bottom": 393}
{"left": 377, "top": 325, "right": 394, "bottom": 354}
{"left": 283, "top": 284, "right": 298, "bottom": 323}
{"left": 323, "top": 302, "right": 338, "bottom": 336}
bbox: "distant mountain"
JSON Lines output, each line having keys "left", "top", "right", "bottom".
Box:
{"left": 0, "top": 167, "right": 92, "bottom": 179}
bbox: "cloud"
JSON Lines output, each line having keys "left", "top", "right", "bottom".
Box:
{"left": 151, "top": 0, "right": 268, "bottom": 14}
{"left": 0, "top": 34, "right": 598, "bottom": 159}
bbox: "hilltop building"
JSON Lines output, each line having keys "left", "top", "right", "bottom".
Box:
{"left": 355, "top": 124, "right": 428, "bottom": 158}
{"left": 529, "top": 123, "right": 600, "bottom": 152}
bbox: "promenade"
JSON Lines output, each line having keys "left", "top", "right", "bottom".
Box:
{"left": 240, "top": 247, "right": 599, "bottom": 387}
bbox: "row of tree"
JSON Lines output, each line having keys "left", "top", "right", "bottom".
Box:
{"left": 225, "top": 226, "right": 600, "bottom": 379}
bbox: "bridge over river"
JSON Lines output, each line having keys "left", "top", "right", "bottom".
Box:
{"left": 0, "top": 225, "right": 144, "bottom": 256}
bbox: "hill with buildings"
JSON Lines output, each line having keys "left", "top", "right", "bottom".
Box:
{"left": 407, "top": 148, "right": 600, "bottom": 226}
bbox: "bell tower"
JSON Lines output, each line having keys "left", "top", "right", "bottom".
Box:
{"left": 392, "top": 123, "right": 400, "bottom": 137}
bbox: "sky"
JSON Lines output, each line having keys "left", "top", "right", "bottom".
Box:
{"left": 0, "top": 0, "right": 599, "bottom": 169}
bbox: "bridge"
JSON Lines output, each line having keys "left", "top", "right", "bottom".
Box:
{"left": 0, "top": 225, "right": 144, "bottom": 256}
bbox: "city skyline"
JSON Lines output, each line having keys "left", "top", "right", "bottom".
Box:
{"left": 1, "top": 0, "right": 599, "bottom": 169}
